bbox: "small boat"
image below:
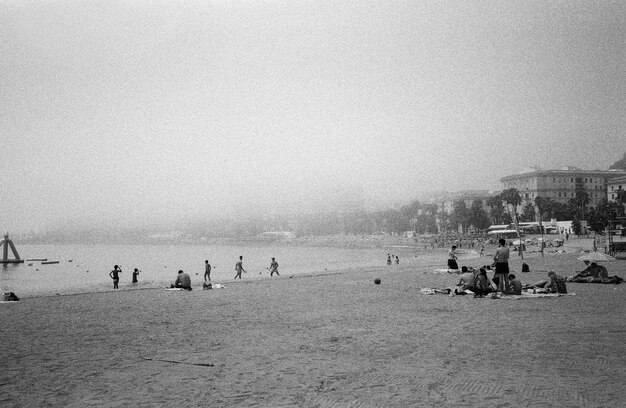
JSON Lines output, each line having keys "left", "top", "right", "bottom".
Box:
{"left": 41, "top": 261, "right": 60, "bottom": 265}
{"left": 26, "top": 258, "right": 47, "bottom": 262}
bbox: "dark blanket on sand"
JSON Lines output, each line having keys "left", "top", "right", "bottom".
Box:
{"left": 569, "top": 276, "right": 623, "bottom": 284}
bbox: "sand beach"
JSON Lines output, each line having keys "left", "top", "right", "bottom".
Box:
{"left": 1, "top": 237, "right": 625, "bottom": 407}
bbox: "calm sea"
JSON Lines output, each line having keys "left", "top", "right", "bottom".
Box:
{"left": 1, "top": 243, "right": 443, "bottom": 298}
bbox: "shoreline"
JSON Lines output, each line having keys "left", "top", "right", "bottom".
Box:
{"left": 5, "top": 235, "right": 616, "bottom": 300}
{"left": 2, "top": 254, "right": 624, "bottom": 407}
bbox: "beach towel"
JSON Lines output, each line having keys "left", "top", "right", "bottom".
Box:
{"left": 567, "top": 276, "right": 623, "bottom": 284}
{"left": 420, "top": 287, "right": 452, "bottom": 295}
{"left": 204, "top": 283, "right": 225, "bottom": 289}
{"left": 499, "top": 292, "right": 576, "bottom": 300}
{"left": 432, "top": 269, "right": 461, "bottom": 274}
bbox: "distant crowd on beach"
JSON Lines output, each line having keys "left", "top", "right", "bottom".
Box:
{"left": 442, "top": 238, "right": 570, "bottom": 297}
{"left": 386, "top": 254, "right": 400, "bottom": 265}
{"left": 108, "top": 255, "right": 281, "bottom": 291}
{"left": 442, "top": 237, "right": 622, "bottom": 298}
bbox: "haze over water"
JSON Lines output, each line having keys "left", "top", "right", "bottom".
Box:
{"left": 2, "top": 1, "right": 625, "bottom": 234}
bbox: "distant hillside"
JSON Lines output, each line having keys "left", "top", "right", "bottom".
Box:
{"left": 609, "top": 153, "right": 626, "bottom": 170}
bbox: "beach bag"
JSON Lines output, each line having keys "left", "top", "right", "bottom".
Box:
{"left": 2, "top": 292, "right": 19, "bottom": 301}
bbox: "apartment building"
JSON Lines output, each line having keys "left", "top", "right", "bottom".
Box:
{"left": 500, "top": 167, "right": 626, "bottom": 207}
{"left": 607, "top": 174, "right": 626, "bottom": 203}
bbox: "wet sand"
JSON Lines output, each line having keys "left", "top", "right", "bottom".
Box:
{"left": 1, "top": 238, "right": 625, "bottom": 407}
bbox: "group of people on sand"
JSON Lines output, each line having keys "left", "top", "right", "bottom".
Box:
{"left": 386, "top": 254, "right": 400, "bottom": 265}
{"left": 455, "top": 265, "right": 569, "bottom": 298}
{"left": 109, "top": 256, "right": 281, "bottom": 291}
{"left": 452, "top": 238, "right": 571, "bottom": 297}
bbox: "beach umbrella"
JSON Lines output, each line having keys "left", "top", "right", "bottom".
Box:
{"left": 577, "top": 252, "right": 615, "bottom": 262}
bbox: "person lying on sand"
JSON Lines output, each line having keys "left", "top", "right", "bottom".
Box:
{"left": 571, "top": 261, "right": 608, "bottom": 280}
{"left": 520, "top": 282, "right": 551, "bottom": 295}
{"left": 568, "top": 261, "right": 623, "bottom": 284}
{"left": 569, "top": 275, "right": 622, "bottom": 284}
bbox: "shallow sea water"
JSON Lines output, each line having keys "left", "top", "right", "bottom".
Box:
{"left": 1, "top": 243, "right": 458, "bottom": 297}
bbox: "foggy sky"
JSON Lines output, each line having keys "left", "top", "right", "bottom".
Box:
{"left": 2, "top": 1, "right": 625, "bottom": 232}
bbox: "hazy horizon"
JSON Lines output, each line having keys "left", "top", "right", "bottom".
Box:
{"left": 2, "top": 1, "right": 625, "bottom": 233}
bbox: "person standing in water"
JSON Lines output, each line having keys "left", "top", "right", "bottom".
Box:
{"left": 234, "top": 256, "right": 246, "bottom": 279}
{"left": 269, "top": 257, "right": 279, "bottom": 276}
{"left": 204, "top": 260, "right": 212, "bottom": 282}
{"left": 132, "top": 268, "right": 139, "bottom": 283}
{"left": 109, "top": 265, "right": 121, "bottom": 289}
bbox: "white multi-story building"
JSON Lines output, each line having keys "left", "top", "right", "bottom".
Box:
{"left": 500, "top": 167, "right": 626, "bottom": 207}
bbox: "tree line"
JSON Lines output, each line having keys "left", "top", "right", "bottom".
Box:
{"left": 188, "top": 186, "right": 625, "bottom": 238}
{"left": 20, "top": 186, "right": 626, "bottom": 243}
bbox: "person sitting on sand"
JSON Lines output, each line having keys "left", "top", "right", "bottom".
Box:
{"left": 546, "top": 271, "right": 567, "bottom": 294}
{"left": 508, "top": 274, "right": 522, "bottom": 295}
{"left": 458, "top": 268, "right": 477, "bottom": 291}
{"left": 473, "top": 268, "right": 493, "bottom": 297}
{"left": 171, "top": 270, "right": 192, "bottom": 290}
{"left": 448, "top": 246, "right": 459, "bottom": 270}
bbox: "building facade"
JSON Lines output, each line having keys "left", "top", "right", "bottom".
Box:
{"left": 500, "top": 167, "right": 626, "bottom": 208}
{"left": 607, "top": 175, "right": 626, "bottom": 203}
